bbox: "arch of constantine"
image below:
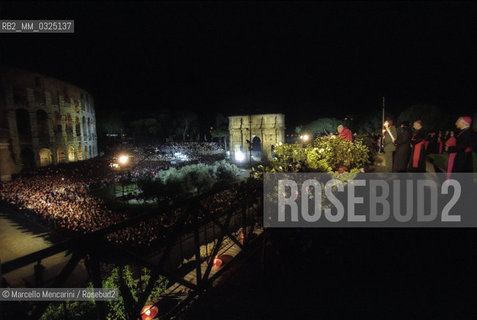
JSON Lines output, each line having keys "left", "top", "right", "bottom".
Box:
{"left": 228, "top": 114, "right": 285, "bottom": 163}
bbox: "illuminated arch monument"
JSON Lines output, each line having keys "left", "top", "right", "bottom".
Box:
{"left": 0, "top": 67, "right": 98, "bottom": 181}
{"left": 229, "top": 114, "right": 285, "bottom": 163}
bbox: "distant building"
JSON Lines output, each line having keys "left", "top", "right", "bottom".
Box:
{"left": 229, "top": 114, "right": 285, "bottom": 163}
{"left": 0, "top": 67, "right": 98, "bottom": 181}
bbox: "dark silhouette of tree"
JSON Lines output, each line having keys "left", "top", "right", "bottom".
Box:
{"left": 397, "top": 104, "right": 448, "bottom": 130}
{"left": 296, "top": 117, "right": 340, "bottom": 135}
{"left": 211, "top": 113, "right": 229, "bottom": 149}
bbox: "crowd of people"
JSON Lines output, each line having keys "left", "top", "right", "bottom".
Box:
{"left": 135, "top": 142, "right": 225, "bottom": 162}
{"left": 0, "top": 142, "right": 253, "bottom": 248}
{"left": 105, "top": 184, "right": 257, "bottom": 247}
{"left": 0, "top": 161, "right": 127, "bottom": 233}
{"left": 380, "top": 116, "right": 474, "bottom": 174}
{"left": 324, "top": 116, "right": 474, "bottom": 175}
{"left": 122, "top": 142, "right": 226, "bottom": 181}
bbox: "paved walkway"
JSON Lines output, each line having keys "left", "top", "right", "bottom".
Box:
{"left": 0, "top": 210, "right": 87, "bottom": 288}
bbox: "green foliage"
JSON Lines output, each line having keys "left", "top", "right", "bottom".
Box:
{"left": 251, "top": 136, "right": 370, "bottom": 178}
{"left": 307, "top": 136, "right": 369, "bottom": 172}
{"left": 355, "top": 133, "right": 377, "bottom": 159}
{"left": 102, "top": 266, "right": 168, "bottom": 320}
{"left": 40, "top": 266, "right": 168, "bottom": 320}
{"left": 138, "top": 160, "right": 239, "bottom": 201}
{"left": 213, "top": 160, "right": 241, "bottom": 181}
{"left": 102, "top": 266, "right": 133, "bottom": 320}
{"left": 41, "top": 301, "right": 96, "bottom": 320}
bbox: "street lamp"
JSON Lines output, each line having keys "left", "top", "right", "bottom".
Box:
{"left": 118, "top": 154, "right": 129, "bottom": 165}
{"left": 300, "top": 134, "right": 310, "bottom": 142}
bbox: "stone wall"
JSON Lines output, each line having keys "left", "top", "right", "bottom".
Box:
{"left": 228, "top": 114, "right": 285, "bottom": 163}
{"left": 0, "top": 67, "right": 98, "bottom": 180}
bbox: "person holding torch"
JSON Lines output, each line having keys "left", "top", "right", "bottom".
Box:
{"left": 382, "top": 119, "right": 397, "bottom": 172}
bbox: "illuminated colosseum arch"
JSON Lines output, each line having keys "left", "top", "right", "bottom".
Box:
{"left": 75, "top": 116, "right": 81, "bottom": 136}
{"left": 56, "top": 147, "right": 66, "bottom": 163}
{"left": 87, "top": 118, "right": 91, "bottom": 139}
{"left": 67, "top": 146, "right": 75, "bottom": 162}
{"left": 20, "top": 147, "right": 35, "bottom": 170}
{"left": 77, "top": 146, "right": 83, "bottom": 161}
{"left": 39, "top": 148, "right": 53, "bottom": 166}
{"left": 82, "top": 116, "right": 87, "bottom": 138}
{"left": 0, "top": 67, "right": 98, "bottom": 179}
{"left": 66, "top": 113, "right": 73, "bottom": 139}
{"left": 91, "top": 121, "right": 96, "bottom": 138}
{"left": 16, "top": 109, "right": 31, "bottom": 136}
{"left": 53, "top": 111, "right": 62, "bottom": 134}
{"left": 84, "top": 146, "right": 88, "bottom": 160}
{"left": 36, "top": 110, "right": 49, "bottom": 144}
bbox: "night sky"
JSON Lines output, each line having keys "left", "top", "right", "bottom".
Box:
{"left": 1, "top": 1, "right": 477, "bottom": 129}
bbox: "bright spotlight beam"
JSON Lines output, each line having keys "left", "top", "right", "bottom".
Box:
{"left": 118, "top": 154, "right": 129, "bottom": 165}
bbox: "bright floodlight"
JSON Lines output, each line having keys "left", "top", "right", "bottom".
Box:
{"left": 118, "top": 154, "right": 129, "bottom": 165}
{"left": 301, "top": 134, "right": 310, "bottom": 142}
{"left": 235, "top": 150, "right": 245, "bottom": 162}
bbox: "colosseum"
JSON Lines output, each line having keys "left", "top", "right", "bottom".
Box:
{"left": 0, "top": 67, "right": 98, "bottom": 181}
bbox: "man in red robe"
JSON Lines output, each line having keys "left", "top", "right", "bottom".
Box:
{"left": 337, "top": 125, "right": 353, "bottom": 142}
{"left": 445, "top": 131, "right": 457, "bottom": 179}
{"left": 408, "top": 120, "right": 427, "bottom": 172}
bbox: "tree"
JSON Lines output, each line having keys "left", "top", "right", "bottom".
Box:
{"left": 178, "top": 111, "right": 199, "bottom": 141}
{"left": 251, "top": 136, "right": 370, "bottom": 178}
{"left": 97, "top": 113, "right": 124, "bottom": 135}
{"left": 40, "top": 267, "right": 168, "bottom": 320}
{"left": 355, "top": 113, "right": 381, "bottom": 134}
{"left": 129, "top": 118, "right": 162, "bottom": 142}
{"left": 211, "top": 113, "right": 229, "bottom": 149}
{"left": 397, "top": 104, "right": 448, "bottom": 130}
{"left": 296, "top": 117, "right": 341, "bottom": 135}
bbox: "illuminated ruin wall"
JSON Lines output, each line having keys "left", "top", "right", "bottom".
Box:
{"left": 228, "top": 114, "right": 285, "bottom": 163}
{"left": 0, "top": 67, "right": 98, "bottom": 180}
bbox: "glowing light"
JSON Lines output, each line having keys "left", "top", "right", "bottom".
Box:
{"left": 141, "top": 305, "right": 158, "bottom": 320}
{"left": 213, "top": 256, "right": 223, "bottom": 267}
{"left": 174, "top": 152, "right": 188, "bottom": 161}
{"left": 235, "top": 150, "right": 245, "bottom": 162}
{"left": 118, "top": 155, "right": 129, "bottom": 165}
{"left": 301, "top": 134, "right": 310, "bottom": 142}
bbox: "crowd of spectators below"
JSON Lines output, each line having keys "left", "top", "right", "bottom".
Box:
{"left": 0, "top": 143, "right": 251, "bottom": 248}
{"left": 123, "top": 142, "right": 226, "bottom": 180}
{"left": 134, "top": 142, "right": 225, "bottom": 162}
